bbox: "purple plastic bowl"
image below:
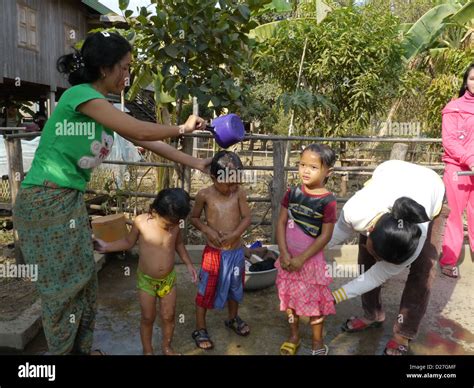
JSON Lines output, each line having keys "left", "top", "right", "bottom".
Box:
{"left": 208, "top": 114, "right": 245, "bottom": 148}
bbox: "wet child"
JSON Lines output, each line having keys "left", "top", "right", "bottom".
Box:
{"left": 94, "top": 188, "right": 197, "bottom": 355}
{"left": 276, "top": 143, "right": 337, "bottom": 355}
{"left": 190, "top": 151, "right": 252, "bottom": 350}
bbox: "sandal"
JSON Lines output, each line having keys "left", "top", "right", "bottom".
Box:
{"left": 311, "top": 344, "right": 329, "bottom": 356}
{"left": 280, "top": 340, "right": 301, "bottom": 355}
{"left": 440, "top": 265, "right": 459, "bottom": 278}
{"left": 224, "top": 315, "right": 250, "bottom": 336}
{"left": 341, "top": 316, "right": 383, "bottom": 333}
{"left": 383, "top": 339, "right": 409, "bottom": 355}
{"left": 191, "top": 328, "right": 214, "bottom": 350}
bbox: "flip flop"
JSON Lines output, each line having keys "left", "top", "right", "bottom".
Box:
{"left": 383, "top": 339, "right": 409, "bottom": 355}
{"left": 440, "top": 265, "right": 459, "bottom": 278}
{"left": 311, "top": 345, "right": 329, "bottom": 355}
{"left": 341, "top": 316, "right": 383, "bottom": 333}
{"left": 280, "top": 340, "right": 301, "bottom": 355}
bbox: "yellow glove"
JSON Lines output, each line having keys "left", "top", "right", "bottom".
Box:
{"left": 332, "top": 288, "right": 348, "bottom": 304}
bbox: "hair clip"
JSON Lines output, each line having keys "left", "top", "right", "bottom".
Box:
{"left": 71, "top": 52, "right": 85, "bottom": 72}
{"left": 101, "top": 31, "right": 110, "bottom": 37}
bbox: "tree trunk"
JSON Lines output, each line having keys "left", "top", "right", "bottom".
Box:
{"left": 153, "top": 105, "right": 172, "bottom": 191}
{"left": 368, "top": 97, "right": 402, "bottom": 150}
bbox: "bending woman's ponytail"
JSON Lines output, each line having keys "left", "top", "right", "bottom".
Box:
{"left": 370, "top": 197, "right": 430, "bottom": 264}
{"left": 391, "top": 197, "right": 430, "bottom": 224}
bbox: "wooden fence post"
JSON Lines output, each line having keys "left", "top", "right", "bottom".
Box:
{"left": 182, "top": 135, "right": 193, "bottom": 245}
{"left": 181, "top": 98, "right": 198, "bottom": 243}
{"left": 390, "top": 143, "right": 408, "bottom": 161}
{"left": 340, "top": 141, "right": 348, "bottom": 197}
{"left": 5, "top": 136, "right": 25, "bottom": 265}
{"left": 271, "top": 141, "right": 286, "bottom": 243}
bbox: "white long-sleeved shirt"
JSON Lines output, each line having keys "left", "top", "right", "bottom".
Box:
{"left": 330, "top": 160, "right": 445, "bottom": 303}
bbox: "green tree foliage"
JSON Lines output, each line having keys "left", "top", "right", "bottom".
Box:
{"left": 424, "top": 48, "right": 473, "bottom": 136}
{"left": 254, "top": 5, "right": 404, "bottom": 136}
{"left": 367, "top": 0, "right": 441, "bottom": 23}
{"left": 239, "top": 69, "right": 290, "bottom": 134}
{"left": 119, "top": 0, "right": 269, "bottom": 116}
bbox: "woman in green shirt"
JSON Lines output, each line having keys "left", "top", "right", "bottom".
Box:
{"left": 13, "top": 32, "right": 208, "bottom": 355}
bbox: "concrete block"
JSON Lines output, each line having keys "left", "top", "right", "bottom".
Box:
{"left": 0, "top": 299, "right": 42, "bottom": 350}
{"left": 0, "top": 252, "right": 107, "bottom": 350}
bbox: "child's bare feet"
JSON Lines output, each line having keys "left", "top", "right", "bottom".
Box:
{"left": 162, "top": 346, "right": 182, "bottom": 356}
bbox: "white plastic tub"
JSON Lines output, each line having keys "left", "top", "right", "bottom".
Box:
{"left": 244, "top": 267, "right": 277, "bottom": 291}
{"left": 244, "top": 246, "right": 279, "bottom": 291}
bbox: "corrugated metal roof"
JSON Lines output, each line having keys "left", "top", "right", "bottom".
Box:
{"left": 81, "top": 0, "right": 115, "bottom": 15}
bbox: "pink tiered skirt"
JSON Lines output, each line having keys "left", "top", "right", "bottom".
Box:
{"left": 275, "top": 222, "right": 336, "bottom": 317}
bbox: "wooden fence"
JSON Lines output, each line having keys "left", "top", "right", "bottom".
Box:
{"left": 2, "top": 129, "right": 444, "bottom": 264}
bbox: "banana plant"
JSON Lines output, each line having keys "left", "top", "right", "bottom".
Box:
{"left": 376, "top": 1, "right": 474, "bottom": 140}
{"left": 450, "top": 0, "right": 474, "bottom": 25}
{"left": 401, "top": 1, "right": 474, "bottom": 61}
{"left": 254, "top": 0, "right": 293, "bottom": 16}
{"left": 249, "top": 0, "right": 332, "bottom": 42}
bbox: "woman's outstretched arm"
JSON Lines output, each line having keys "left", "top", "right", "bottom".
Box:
{"left": 78, "top": 98, "right": 205, "bottom": 141}
{"left": 126, "top": 138, "right": 211, "bottom": 174}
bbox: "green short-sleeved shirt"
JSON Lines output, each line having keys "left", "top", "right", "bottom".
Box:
{"left": 22, "top": 83, "right": 114, "bottom": 192}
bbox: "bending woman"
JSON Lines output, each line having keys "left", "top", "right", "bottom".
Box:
{"left": 328, "top": 160, "right": 448, "bottom": 355}
{"left": 13, "top": 32, "right": 208, "bottom": 355}
{"left": 439, "top": 63, "right": 474, "bottom": 278}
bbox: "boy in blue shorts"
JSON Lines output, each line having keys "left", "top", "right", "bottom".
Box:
{"left": 190, "top": 151, "right": 252, "bottom": 350}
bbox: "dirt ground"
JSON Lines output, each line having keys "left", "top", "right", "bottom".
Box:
{"left": 15, "top": 253, "right": 474, "bottom": 356}
{"left": 0, "top": 257, "right": 38, "bottom": 321}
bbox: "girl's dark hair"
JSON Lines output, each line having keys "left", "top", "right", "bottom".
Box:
{"left": 301, "top": 143, "right": 336, "bottom": 183}
{"left": 301, "top": 143, "right": 336, "bottom": 169}
{"left": 458, "top": 63, "right": 474, "bottom": 97}
{"left": 210, "top": 150, "right": 243, "bottom": 178}
{"left": 149, "top": 188, "right": 191, "bottom": 222}
{"left": 370, "top": 197, "right": 430, "bottom": 264}
{"left": 57, "top": 32, "right": 132, "bottom": 86}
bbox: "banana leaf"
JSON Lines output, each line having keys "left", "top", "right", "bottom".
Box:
{"left": 249, "top": 0, "right": 331, "bottom": 42}
{"left": 450, "top": 1, "right": 474, "bottom": 26}
{"left": 401, "top": 3, "right": 460, "bottom": 61}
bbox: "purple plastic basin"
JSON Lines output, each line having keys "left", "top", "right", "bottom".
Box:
{"left": 207, "top": 114, "right": 245, "bottom": 148}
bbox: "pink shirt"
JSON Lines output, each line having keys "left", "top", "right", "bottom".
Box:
{"left": 442, "top": 91, "right": 474, "bottom": 168}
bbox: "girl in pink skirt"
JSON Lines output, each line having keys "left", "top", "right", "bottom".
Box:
{"left": 275, "top": 143, "right": 337, "bottom": 355}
